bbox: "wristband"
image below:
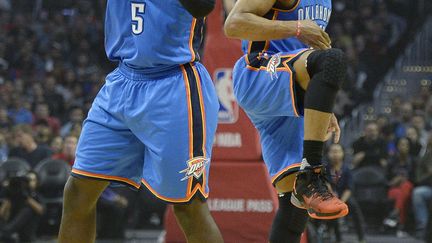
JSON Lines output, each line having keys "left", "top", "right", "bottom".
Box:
{"left": 296, "top": 20, "right": 301, "bottom": 38}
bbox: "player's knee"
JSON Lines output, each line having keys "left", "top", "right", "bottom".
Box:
{"left": 63, "top": 177, "right": 100, "bottom": 216}
{"left": 307, "top": 48, "right": 347, "bottom": 90}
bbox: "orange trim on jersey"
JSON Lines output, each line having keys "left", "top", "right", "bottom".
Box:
{"left": 189, "top": 18, "right": 197, "bottom": 62}
{"left": 271, "top": 162, "right": 302, "bottom": 184}
{"left": 189, "top": 169, "right": 207, "bottom": 197}
{"left": 272, "top": 0, "right": 301, "bottom": 12}
{"left": 191, "top": 65, "right": 207, "bottom": 157}
{"left": 71, "top": 168, "right": 140, "bottom": 189}
{"left": 282, "top": 49, "right": 309, "bottom": 117}
{"left": 247, "top": 41, "right": 252, "bottom": 54}
{"left": 245, "top": 49, "right": 309, "bottom": 116}
{"left": 181, "top": 66, "right": 194, "bottom": 159}
{"left": 141, "top": 178, "right": 208, "bottom": 203}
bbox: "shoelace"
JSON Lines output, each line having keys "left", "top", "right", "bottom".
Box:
{"left": 302, "top": 168, "right": 334, "bottom": 201}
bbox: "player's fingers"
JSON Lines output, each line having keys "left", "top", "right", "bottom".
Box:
{"left": 333, "top": 127, "right": 340, "bottom": 143}
{"left": 321, "top": 30, "right": 332, "bottom": 46}
{"left": 318, "top": 35, "right": 331, "bottom": 49}
{"left": 314, "top": 39, "right": 329, "bottom": 50}
{"left": 333, "top": 117, "right": 341, "bottom": 143}
{"left": 324, "top": 130, "right": 333, "bottom": 141}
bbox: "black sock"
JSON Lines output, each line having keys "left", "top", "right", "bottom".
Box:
{"left": 303, "top": 140, "right": 324, "bottom": 166}
{"left": 269, "top": 192, "right": 309, "bottom": 243}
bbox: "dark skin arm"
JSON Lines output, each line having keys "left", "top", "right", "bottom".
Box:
{"left": 224, "top": 0, "right": 331, "bottom": 49}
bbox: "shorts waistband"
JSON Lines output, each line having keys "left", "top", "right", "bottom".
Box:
{"left": 118, "top": 62, "right": 185, "bottom": 80}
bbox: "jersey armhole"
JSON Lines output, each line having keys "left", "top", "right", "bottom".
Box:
{"left": 272, "top": 0, "right": 301, "bottom": 12}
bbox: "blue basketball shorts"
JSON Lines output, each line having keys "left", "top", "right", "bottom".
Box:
{"left": 72, "top": 62, "right": 219, "bottom": 203}
{"left": 232, "top": 49, "right": 308, "bottom": 185}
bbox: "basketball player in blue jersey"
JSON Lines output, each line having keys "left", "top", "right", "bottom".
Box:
{"left": 58, "top": 1, "right": 224, "bottom": 243}
{"left": 225, "top": 0, "right": 348, "bottom": 242}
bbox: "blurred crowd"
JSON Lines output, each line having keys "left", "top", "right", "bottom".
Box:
{"left": 0, "top": 0, "right": 430, "bottom": 242}
{"left": 327, "top": 0, "right": 416, "bottom": 118}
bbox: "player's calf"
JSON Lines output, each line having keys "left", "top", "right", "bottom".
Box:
{"left": 270, "top": 192, "right": 308, "bottom": 243}
{"left": 58, "top": 176, "right": 108, "bottom": 243}
{"left": 173, "top": 198, "right": 223, "bottom": 243}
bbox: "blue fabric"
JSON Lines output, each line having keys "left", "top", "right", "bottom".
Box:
{"left": 105, "top": 0, "right": 203, "bottom": 72}
{"left": 74, "top": 62, "right": 219, "bottom": 202}
{"left": 242, "top": 0, "right": 332, "bottom": 54}
{"left": 233, "top": 50, "right": 308, "bottom": 180}
{"left": 8, "top": 108, "right": 33, "bottom": 124}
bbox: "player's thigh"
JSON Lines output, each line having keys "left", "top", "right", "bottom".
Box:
{"left": 252, "top": 115, "right": 303, "bottom": 187}
{"left": 129, "top": 63, "right": 219, "bottom": 203}
{"left": 232, "top": 50, "right": 308, "bottom": 118}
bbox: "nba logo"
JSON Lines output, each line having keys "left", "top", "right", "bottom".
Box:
{"left": 214, "top": 68, "right": 239, "bottom": 124}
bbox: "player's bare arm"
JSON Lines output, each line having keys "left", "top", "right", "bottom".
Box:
{"left": 224, "top": 0, "right": 331, "bottom": 49}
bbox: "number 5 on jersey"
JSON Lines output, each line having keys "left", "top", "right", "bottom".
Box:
{"left": 131, "top": 3, "right": 145, "bottom": 35}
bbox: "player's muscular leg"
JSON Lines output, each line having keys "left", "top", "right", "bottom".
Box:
{"left": 173, "top": 198, "right": 223, "bottom": 243}
{"left": 290, "top": 48, "right": 349, "bottom": 219}
{"left": 270, "top": 174, "right": 308, "bottom": 243}
{"left": 58, "top": 176, "right": 108, "bottom": 243}
{"left": 275, "top": 173, "right": 296, "bottom": 193}
{"left": 293, "top": 49, "right": 346, "bottom": 142}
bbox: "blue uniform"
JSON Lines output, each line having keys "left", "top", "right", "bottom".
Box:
{"left": 233, "top": 0, "right": 332, "bottom": 184}
{"left": 73, "top": 0, "right": 219, "bottom": 203}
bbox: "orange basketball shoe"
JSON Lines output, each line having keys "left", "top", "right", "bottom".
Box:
{"left": 291, "top": 159, "right": 349, "bottom": 219}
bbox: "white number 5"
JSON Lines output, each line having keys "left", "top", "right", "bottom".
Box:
{"left": 131, "top": 3, "right": 145, "bottom": 35}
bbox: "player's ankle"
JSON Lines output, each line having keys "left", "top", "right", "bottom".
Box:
{"left": 302, "top": 140, "right": 324, "bottom": 166}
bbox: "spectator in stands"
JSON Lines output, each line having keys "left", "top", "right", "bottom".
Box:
{"left": 412, "top": 134, "right": 432, "bottom": 239}
{"left": 0, "top": 106, "right": 12, "bottom": 130}
{"left": 406, "top": 126, "right": 422, "bottom": 157}
{"left": 352, "top": 122, "right": 388, "bottom": 168}
{"left": 376, "top": 114, "right": 398, "bottom": 156}
{"left": 326, "top": 144, "right": 366, "bottom": 243}
{"left": 34, "top": 119, "right": 53, "bottom": 147}
{"left": 0, "top": 171, "right": 44, "bottom": 242}
{"left": 7, "top": 96, "right": 32, "bottom": 125}
{"left": 97, "top": 188, "right": 129, "bottom": 240}
{"left": 424, "top": 98, "right": 432, "bottom": 129}
{"left": 50, "top": 136, "right": 63, "bottom": 154}
{"left": 0, "top": 132, "right": 7, "bottom": 163}
{"left": 411, "top": 114, "right": 428, "bottom": 148}
{"left": 394, "top": 102, "right": 413, "bottom": 138}
{"left": 60, "top": 107, "right": 84, "bottom": 138}
{"left": 384, "top": 137, "right": 414, "bottom": 237}
{"left": 9, "top": 125, "right": 52, "bottom": 168}
{"left": 33, "top": 103, "right": 60, "bottom": 135}
{"left": 52, "top": 135, "right": 77, "bottom": 166}
{"left": 44, "top": 76, "right": 64, "bottom": 117}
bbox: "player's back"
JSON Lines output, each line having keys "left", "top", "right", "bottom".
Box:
{"left": 105, "top": 0, "right": 204, "bottom": 72}
{"left": 242, "top": 0, "right": 332, "bottom": 54}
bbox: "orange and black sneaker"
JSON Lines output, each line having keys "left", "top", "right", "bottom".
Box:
{"left": 291, "top": 160, "right": 349, "bottom": 220}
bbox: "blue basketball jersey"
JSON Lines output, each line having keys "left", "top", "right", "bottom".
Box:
{"left": 105, "top": 0, "right": 204, "bottom": 72}
{"left": 242, "top": 0, "right": 332, "bottom": 54}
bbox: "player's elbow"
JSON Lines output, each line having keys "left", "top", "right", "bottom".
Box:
{"left": 179, "top": 0, "right": 215, "bottom": 18}
{"left": 224, "top": 14, "right": 241, "bottom": 38}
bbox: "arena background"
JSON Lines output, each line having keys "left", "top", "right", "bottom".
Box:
{"left": 0, "top": 0, "right": 432, "bottom": 242}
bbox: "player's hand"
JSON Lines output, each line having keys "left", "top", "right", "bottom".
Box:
{"left": 324, "top": 114, "right": 340, "bottom": 143}
{"left": 297, "top": 20, "right": 331, "bottom": 50}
